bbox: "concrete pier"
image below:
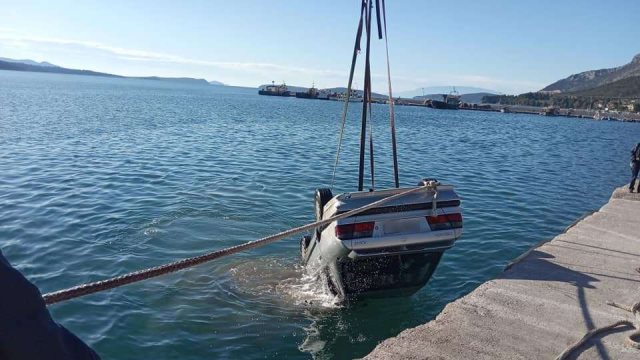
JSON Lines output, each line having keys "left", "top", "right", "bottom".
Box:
{"left": 366, "top": 186, "right": 640, "bottom": 360}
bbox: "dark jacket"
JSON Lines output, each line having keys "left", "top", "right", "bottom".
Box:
{"left": 0, "top": 250, "right": 101, "bottom": 360}
{"left": 631, "top": 143, "right": 640, "bottom": 163}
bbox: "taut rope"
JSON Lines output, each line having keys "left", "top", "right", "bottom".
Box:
{"left": 330, "top": 0, "right": 366, "bottom": 188}
{"left": 43, "top": 183, "right": 436, "bottom": 305}
{"left": 380, "top": 0, "right": 400, "bottom": 188}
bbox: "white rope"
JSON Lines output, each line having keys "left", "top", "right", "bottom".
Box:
{"left": 43, "top": 183, "right": 435, "bottom": 305}
{"left": 555, "top": 300, "right": 640, "bottom": 359}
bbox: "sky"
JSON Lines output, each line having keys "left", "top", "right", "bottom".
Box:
{"left": 0, "top": 0, "right": 639, "bottom": 95}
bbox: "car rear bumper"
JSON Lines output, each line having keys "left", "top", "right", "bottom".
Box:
{"left": 345, "top": 228, "right": 462, "bottom": 251}
{"left": 336, "top": 251, "right": 444, "bottom": 297}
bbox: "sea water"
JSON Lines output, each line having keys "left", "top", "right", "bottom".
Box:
{"left": 1, "top": 70, "right": 638, "bottom": 359}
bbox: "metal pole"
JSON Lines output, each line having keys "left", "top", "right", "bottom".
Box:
{"left": 358, "top": 0, "right": 373, "bottom": 191}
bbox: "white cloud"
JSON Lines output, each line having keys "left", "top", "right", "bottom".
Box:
{"left": 0, "top": 32, "right": 345, "bottom": 78}
{"left": 453, "top": 74, "right": 544, "bottom": 92}
{"left": 387, "top": 73, "right": 544, "bottom": 95}
{"left": 0, "top": 31, "right": 542, "bottom": 93}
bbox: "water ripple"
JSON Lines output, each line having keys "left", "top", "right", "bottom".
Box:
{"left": 1, "top": 70, "right": 639, "bottom": 359}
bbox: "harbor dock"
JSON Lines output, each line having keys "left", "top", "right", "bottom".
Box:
{"left": 461, "top": 104, "right": 640, "bottom": 122}
{"left": 366, "top": 186, "right": 640, "bottom": 359}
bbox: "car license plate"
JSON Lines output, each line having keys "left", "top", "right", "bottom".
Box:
{"left": 384, "top": 219, "right": 421, "bottom": 235}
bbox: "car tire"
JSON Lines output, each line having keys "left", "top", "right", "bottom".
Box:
{"left": 314, "top": 188, "right": 333, "bottom": 239}
{"left": 300, "top": 235, "right": 311, "bottom": 259}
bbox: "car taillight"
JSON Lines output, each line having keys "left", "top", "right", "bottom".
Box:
{"left": 335, "top": 222, "right": 375, "bottom": 240}
{"left": 427, "top": 213, "right": 462, "bottom": 231}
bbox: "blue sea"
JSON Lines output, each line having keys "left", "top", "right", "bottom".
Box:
{"left": 1, "top": 70, "right": 638, "bottom": 359}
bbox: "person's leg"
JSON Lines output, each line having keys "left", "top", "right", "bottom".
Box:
{"left": 631, "top": 162, "right": 640, "bottom": 192}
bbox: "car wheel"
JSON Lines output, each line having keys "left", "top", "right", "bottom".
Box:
{"left": 314, "top": 188, "right": 333, "bottom": 239}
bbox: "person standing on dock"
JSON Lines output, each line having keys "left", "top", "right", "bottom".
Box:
{"left": 630, "top": 143, "right": 640, "bottom": 192}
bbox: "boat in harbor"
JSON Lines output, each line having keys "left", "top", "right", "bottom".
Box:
{"left": 295, "top": 83, "right": 319, "bottom": 99}
{"left": 258, "top": 81, "right": 290, "bottom": 96}
{"left": 431, "top": 89, "right": 461, "bottom": 110}
{"left": 540, "top": 106, "right": 559, "bottom": 116}
{"left": 316, "top": 91, "right": 331, "bottom": 100}
{"left": 300, "top": 0, "right": 463, "bottom": 301}
{"left": 593, "top": 110, "right": 611, "bottom": 120}
{"left": 329, "top": 89, "right": 363, "bottom": 102}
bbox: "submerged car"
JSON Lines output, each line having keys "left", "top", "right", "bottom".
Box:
{"left": 300, "top": 179, "right": 463, "bottom": 300}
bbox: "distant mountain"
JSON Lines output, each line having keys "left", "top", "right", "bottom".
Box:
{"left": 397, "top": 86, "right": 500, "bottom": 98}
{"left": 136, "top": 76, "right": 210, "bottom": 85}
{"left": 0, "top": 57, "right": 226, "bottom": 86}
{"left": 0, "top": 57, "right": 59, "bottom": 68}
{"left": 209, "top": 80, "right": 225, "bottom": 86}
{"left": 460, "top": 92, "right": 498, "bottom": 104}
{"left": 567, "top": 76, "right": 640, "bottom": 98}
{"left": 0, "top": 59, "right": 121, "bottom": 78}
{"left": 542, "top": 53, "right": 640, "bottom": 93}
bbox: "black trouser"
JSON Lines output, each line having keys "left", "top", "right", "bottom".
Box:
{"left": 631, "top": 161, "right": 640, "bottom": 191}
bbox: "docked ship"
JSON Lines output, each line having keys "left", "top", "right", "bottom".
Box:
{"left": 431, "top": 89, "right": 461, "bottom": 110}
{"left": 258, "top": 82, "right": 290, "bottom": 96}
{"left": 295, "top": 83, "right": 319, "bottom": 99}
{"left": 329, "top": 89, "right": 363, "bottom": 102}
{"left": 344, "top": 89, "right": 364, "bottom": 102}
{"left": 540, "top": 106, "right": 559, "bottom": 116}
{"left": 300, "top": 0, "right": 463, "bottom": 301}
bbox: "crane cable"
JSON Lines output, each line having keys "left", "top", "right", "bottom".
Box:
{"left": 357, "top": 0, "right": 373, "bottom": 191}
{"left": 331, "top": 0, "right": 366, "bottom": 188}
{"left": 332, "top": 0, "right": 398, "bottom": 189}
{"left": 366, "top": 0, "right": 376, "bottom": 190}
{"left": 381, "top": 0, "right": 400, "bottom": 188}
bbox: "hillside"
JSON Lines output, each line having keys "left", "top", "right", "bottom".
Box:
{"left": 0, "top": 59, "right": 121, "bottom": 78}
{"left": 542, "top": 53, "right": 640, "bottom": 92}
{"left": 0, "top": 57, "right": 59, "bottom": 67}
{"left": 136, "top": 76, "right": 210, "bottom": 85}
{"left": 0, "top": 57, "right": 225, "bottom": 86}
{"left": 568, "top": 76, "right": 640, "bottom": 98}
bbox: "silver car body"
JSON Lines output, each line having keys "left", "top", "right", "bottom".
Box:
{"left": 301, "top": 183, "right": 463, "bottom": 300}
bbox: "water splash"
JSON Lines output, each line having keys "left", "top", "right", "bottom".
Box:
{"left": 276, "top": 266, "right": 342, "bottom": 309}
{"left": 224, "top": 257, "right": 341, "bottom": 309}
